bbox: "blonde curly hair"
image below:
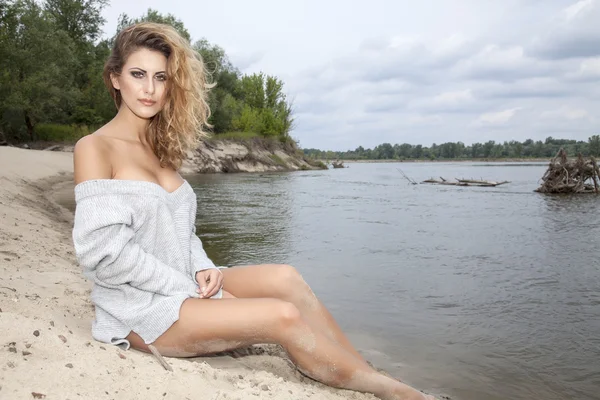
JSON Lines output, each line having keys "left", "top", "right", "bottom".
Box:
{"left": 103, "top": 22, "right": 212, "bottom": 170}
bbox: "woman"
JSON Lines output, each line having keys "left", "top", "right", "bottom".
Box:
{"left": 72, "top": 22, "right": 435, "bottom": 400}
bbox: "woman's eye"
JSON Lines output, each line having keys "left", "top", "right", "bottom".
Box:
{"left": 155, "top": 74, "right": 167, "bottom": 82}
{"left": 131, "top": 71, "right": 144, "bottom": 78}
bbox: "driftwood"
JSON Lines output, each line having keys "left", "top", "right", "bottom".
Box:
{"left": 421, "top": 178, "right": 509, "bottom": 187}
{"left": 535, "top": 148, "right": 599, "bottom": 194}
{"left": 147, "top": 344, "right": 173, "bottom": 371}
{"left": 331, "top": 160, "right": 346, "bottom": 168}
{"left": 456, "top": 179, "right": 509, "bottom": 187}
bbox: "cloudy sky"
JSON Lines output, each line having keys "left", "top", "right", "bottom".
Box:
{"left": 101, "top": 0, "right": 600, "bottom": 150}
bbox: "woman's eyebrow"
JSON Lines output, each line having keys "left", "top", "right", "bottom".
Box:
{"left": 128, "top": 67, "right": 166, "bottom": 74}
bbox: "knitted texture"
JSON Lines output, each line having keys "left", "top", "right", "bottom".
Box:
{"left": 72, "top": 179, "right": 220, "bottom": 348}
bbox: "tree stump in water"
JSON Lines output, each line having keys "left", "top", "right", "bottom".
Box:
{"left": 535, "top": 148, "right": 600, "bottom": 194}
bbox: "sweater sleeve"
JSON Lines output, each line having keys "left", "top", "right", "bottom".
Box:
{"left": 190, "top": 224, "right": 220, "bottom": 284}
{"left": 72, "top": 194, "right": 199, "bottom": 297}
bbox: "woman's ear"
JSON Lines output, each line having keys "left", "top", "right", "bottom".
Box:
{"left": 110, "top": 73, "right": 121, "bottom": 90}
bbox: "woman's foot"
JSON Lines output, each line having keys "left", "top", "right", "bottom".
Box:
{"left": 385, "top": 382, "right": 436, "bottom": 400}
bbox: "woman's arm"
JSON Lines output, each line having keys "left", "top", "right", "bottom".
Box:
{"left": 189, "top": 224, "right": 220, "bottom": 284}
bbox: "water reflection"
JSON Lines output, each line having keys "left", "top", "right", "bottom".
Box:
{"left": 187, "top": 173, "right": 295, "bottom": 267}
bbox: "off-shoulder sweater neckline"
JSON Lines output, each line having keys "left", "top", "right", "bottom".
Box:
{"left": 74, "top": 179, "right": 192, "bottom": 203}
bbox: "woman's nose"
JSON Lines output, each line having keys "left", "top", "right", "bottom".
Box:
{"left": 144, "top": 77, "right": 155, "bottom": 95}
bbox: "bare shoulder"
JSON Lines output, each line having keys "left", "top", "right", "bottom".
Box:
{"left": 73, "top": 133, "right": 113, "bottom": 184}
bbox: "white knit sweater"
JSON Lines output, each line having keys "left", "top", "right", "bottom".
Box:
{"left": 72, "top": 179, "right": 221, "bottom": 348}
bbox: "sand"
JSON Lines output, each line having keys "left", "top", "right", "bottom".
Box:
{"left": 0, "top": 146, "right": 378, "bottom": 400}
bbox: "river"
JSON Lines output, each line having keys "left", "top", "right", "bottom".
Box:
{"left": 188, "top": 162, "right": 600, "bottom": 400}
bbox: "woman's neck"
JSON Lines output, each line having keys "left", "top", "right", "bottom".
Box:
{"left": 111, "top": 105, "right": 151, "bottom": 143}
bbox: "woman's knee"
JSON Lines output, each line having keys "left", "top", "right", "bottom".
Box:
{"left": 272, "top": 264, "right": 306, "bottom": 293}
{"left": 274, "top": 299, "right": 303, "bottom": 330}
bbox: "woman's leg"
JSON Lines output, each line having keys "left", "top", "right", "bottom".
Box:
{"left": 221, "top": 264, "right": 366, "bottom": 363}
{"left": 127, "top": 298, "right": 432, "bottom": 400}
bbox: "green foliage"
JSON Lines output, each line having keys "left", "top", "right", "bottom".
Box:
{"left": 34, "top": 123, "right": 90, "bottom": 141}
{"left": 0, "top": 0, "right": 79, "bottom": 140}
{"left": 44, "top": 0, "right": 107, "bottom": 44}
{"left": 232, "top": 104, "right": 264, "bottom": 133}
{"left": 116, "top": 8, "right": 190, "bottom": 42}
{"left": 234, "top": 73, "right": 293, "bottom": 137}
{"left": 304, "top": 159, "right": 327, "bottom": 170}
{"left": 194, "top": 39, "right": 234, "bottom": 75}
{"left": 589, "top": 135, "right": 600, "bottom": 157}
{"left": 304, "top": 136, "right": 600, "bottom": 161}
{"left": 269, "top": 154, "right": 288, "bottom": 168}
{"left": 207, "top": 131, "right": 261, "bottom": 141}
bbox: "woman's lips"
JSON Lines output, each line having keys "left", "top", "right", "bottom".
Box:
{"left": 139, "top": 99, "right": 156, "bottom": 106}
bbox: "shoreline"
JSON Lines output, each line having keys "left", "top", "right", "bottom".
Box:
{"left": 0, "top": 147, "right": 444, "bottom": 400}
{"left": 319, "top": 158, "right": 551, "bottom": 164}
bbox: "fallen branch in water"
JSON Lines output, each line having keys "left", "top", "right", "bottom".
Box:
{"left": 396, "top": 168, "right": 417, "bottom": 185}
{"left": 456, "top": 179, "right": 509, "bottom": 187}
{"left": 421, "top": 177, "right": 509, "bottom": 187}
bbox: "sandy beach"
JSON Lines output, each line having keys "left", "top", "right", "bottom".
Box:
{"left": 0, "top": 146, "right": 383, "bottom": 400}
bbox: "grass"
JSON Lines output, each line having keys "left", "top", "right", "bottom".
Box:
{"left": 208, "top": 131, "right": 262, "bottom": 140}
{"left": 33, "top": 124, "right": 92, "bottom": 142}
{"left": 304, "top": 159, "right": 328, "bottom": 169}
{"left": 269, "top": 153, "right": 289, "bottom": 168}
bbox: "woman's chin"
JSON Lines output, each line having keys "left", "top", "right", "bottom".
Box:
{"left": 132, "top": 108, "right": 160, "bottom": 120}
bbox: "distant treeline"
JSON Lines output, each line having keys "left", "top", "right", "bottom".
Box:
{"left": 0, "top": 0, "right": 294, "bottom": 143}
{"left": 303, "top": 136, "right": 600, "bottom": 160}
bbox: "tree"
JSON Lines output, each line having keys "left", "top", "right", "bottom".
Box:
{"left": 589, "top": 135, "right": 600, "bottom": 157}
{"left": 0, "top": 0, "right": 77, "bottom": 140}
{"left": 194, "top": 39, "right": 235, "bottom": 76}
{"left": 42, "top": 0, "right": 111, "bottom": 125}
{"left": 376, "top": 143, "right": 394, "bottom": 159}
{"left": 44, "top": 0, "right": 107, "bottom": 44}
{"left": 236, "top": 72, "right": 294, "bottom": 137}
{"left": 412, "top": 144, "right": 423, "bottom": 159}
{"left": 115, "top": 8, "right": 190, "bottom": 42}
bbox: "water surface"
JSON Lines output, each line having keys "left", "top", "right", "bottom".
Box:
{"left": 188, "top": 162, "right": 600, "bottom": 400}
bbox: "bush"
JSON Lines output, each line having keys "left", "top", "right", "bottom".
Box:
{"left": 305, "top": 159, "right": 328, "bottom": 169}
{"left": 34, "top": 124, "right": 90, "bottom": 142}
{"left": 211, "top": 131, "right": 261, "bottom": 140}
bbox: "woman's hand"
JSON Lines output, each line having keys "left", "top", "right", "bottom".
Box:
{"left": 195, "top": 269, "right": 223, "bottom": 298}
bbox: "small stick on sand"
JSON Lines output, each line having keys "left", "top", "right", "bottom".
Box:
{"left": 147, "top": 344, "right": 173, "bottom": 371}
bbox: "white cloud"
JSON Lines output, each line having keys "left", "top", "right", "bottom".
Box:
{"left": 407, "top": 114, "right": 443, "bottom": 125}
{"left": 454, "top": 45, "right": 555, "bottom": 81}
{"left": 528, "top": 0, "right": 600, "bottom": 59}
{"left": 433, "top": 90, "right": 473, "bottom": 105}
{"left": 408, "top": 89, "right": 478, "bottom": 114}
{"left": 229, "top": 51, "right": 265, "bottom": 71}
{"left": 474, "top": 108, "right": 522, "bottom": 125}
{"left": 568, "top": 57, "right": 600, "bottom": 80}
{"left": 541, "top": 106, "right": 589, "bottom": 120}
{"left": 564, "top": 0, "right": 595, "bottom": 21}
{"left": 479, "top": 77, "right": 571, "bottom": 99}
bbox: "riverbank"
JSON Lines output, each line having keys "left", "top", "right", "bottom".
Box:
{"left": 319, "top": 158, "right": 551, "bottom": 164}
{"left": 7, "top": 136, "right": 326, "bottom": 173}
{"left": 0, "top": 147, "right": 430, "bottom": 400}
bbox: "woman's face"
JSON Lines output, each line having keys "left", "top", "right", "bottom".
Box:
{"left": 111, "top": 47, "right": 168, "bottom": 119}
